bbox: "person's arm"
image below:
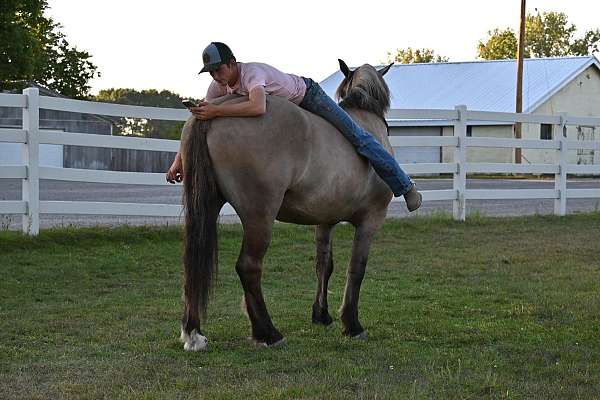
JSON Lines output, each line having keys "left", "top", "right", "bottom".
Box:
{"left": 192, "top": 86, "right": 266, "bottom": 120}
{"left": 166, "top": 151, "right": 183, "bottom": 184}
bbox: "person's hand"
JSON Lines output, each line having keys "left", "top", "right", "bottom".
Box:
{"left": 191, "top": 101, "right": 220, "bottom": 120}
{"left": 166, "top": 159, "right": 183, "bottom": 184}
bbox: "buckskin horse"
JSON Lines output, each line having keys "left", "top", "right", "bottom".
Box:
{"left": 180, "top": 60, "right": 395, "bottom": 350}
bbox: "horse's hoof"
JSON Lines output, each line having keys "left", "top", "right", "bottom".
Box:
{"left": 180, "top": 328, "right": 208, "bottom": 351}
{"left": 249, "top": 336, "right": 287, "bottom": 349}
{"left": 352, "top": 331, "right": 368, "bottom": 341}
{"left": 265, "top": 337, "right": 287, "bottom": 348}
{"left": 312, "top": 304, "right": 334, "bottom": 326}
{"left": 324, "top": 320, "right": 336, "bottom": 329}
{"left": 312, "top": 314, "right": 334, "bottom": 327}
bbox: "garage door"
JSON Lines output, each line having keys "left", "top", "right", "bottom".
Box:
{"left": 389, "top": 126, "right": 441, "bottom": 164}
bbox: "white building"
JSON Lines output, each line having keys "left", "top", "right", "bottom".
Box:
{"left": 320, "top": 56, "right": 600, "bottom": 167}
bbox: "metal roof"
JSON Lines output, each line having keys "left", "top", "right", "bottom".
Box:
{"left": 319, "top": 56, "right": 600, "bottom": 113}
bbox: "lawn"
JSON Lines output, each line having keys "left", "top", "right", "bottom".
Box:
{"left": 1, "top": 213, "right": 599, "bottom": 399}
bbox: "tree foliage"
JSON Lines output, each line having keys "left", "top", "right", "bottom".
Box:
{"left": 93, "top": 88, "right": 199, "bottom": 140}
{"left": 477, "top": 29, "right": 518, "bottom": 60}
{"left": 385, "top": 47, "right": 449, "bottom": 64}
{"left": 478, "top": 11, "right": 600, "bottom": 60}
{"left": 0, "top": 0, "right": 99, "bottom": 98}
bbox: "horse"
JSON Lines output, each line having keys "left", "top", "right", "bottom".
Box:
{"left": 179, "top": 60, "right": 395, "bottom": 351}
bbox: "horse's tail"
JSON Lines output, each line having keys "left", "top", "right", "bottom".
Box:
{"left": 182, "top": 119, "right": 221, "bottom": 331}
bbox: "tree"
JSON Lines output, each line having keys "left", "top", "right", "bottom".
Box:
{"left": 477, "top": 29, "right": 518, "bottom": 60}
{"left": 93, "top": 88, "right": 199, "bottom": 140}
{"left": 385, "top": 47, "right": 449, "bottom": 64}
{"left": 478, "top": 11, "right": 600, "bottom": 60}
{"left": 0, "top": 0, "right": 42, "bottom": 85}
{"left": 0, "top": 0, "right": 99, "bottom": 98}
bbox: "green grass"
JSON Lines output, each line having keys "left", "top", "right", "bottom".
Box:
{"left": 1, "top": 213, "right": 600, "bottom": 399}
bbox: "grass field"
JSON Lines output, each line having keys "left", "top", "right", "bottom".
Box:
{"left": 1, "top": 212, "right": 600, "bottom": 399}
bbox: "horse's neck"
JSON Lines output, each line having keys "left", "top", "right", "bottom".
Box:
{"left": 345, "top": 108, "right": 389, "bottom": 144}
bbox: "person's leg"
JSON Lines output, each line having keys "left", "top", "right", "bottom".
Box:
{"left": 300, "top": 78, "right": 418, "bottom": 203}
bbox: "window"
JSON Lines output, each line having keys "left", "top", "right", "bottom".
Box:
{"left": 466, "top": 125, "right": 473, "bottom": 137}
{"left": 540, "top": 124, "right": 552, "bottom": 140}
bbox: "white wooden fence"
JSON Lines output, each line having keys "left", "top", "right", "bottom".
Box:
{"left": 1, "top": 87, "right": 600, "bottom": 235}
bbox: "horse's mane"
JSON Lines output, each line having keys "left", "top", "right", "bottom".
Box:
{"left": 335, "top": 65, "right": 391, "bottom": 120}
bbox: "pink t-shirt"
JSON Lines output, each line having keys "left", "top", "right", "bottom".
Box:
{"left": 205, "top": 62, "right": 306, "bottom": 105}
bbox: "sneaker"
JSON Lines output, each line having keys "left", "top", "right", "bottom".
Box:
{"left": 404, "top": 186, "right": 422, "bottom": 212}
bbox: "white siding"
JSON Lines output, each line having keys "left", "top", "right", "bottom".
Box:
{"left": 441, "top": 125, "right": 513, "bottom": 163}
{"left": 389, "top": 126, "right": 441, "bottom": 163}
{"left": 527, "top": 65, "right": 600, "bottom": 165}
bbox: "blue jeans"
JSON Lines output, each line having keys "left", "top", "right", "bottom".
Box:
{"left": 298, "top": 77, "right": 413, "bottom": 197}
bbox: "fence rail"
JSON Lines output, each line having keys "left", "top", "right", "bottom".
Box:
{"left": 38, "top": 95, "right": 189, "bottom": 120}
{"left": 465, "top": 110, "right": 562, "bottom": 124}
{"left": 0, "top": 129, "right": 27, "bottom": 143}
{"left": 38, "top": 130, "right": 180, "bottom": 152}
{"left": 465, "top": 137, "right": 560, "bottom": 149}
{"left": 1, "top": 88, "right": 600, "bottom": 235}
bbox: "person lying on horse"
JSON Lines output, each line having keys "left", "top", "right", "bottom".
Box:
{"left": 166, "top": 42, "right": 422, "bottom": 211}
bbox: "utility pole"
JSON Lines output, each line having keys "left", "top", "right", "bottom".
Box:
{"left": 515, "top": 0, "right": 526, "bottom": 164}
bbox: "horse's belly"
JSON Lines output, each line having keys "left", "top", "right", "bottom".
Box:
{"left": 275, "top": 207, "right": 346, "bottom": 225}
{"left": 275, "top": 191, "right": 360, "bottom": 225}
{"left": 275, "top": 211, "right": 327, "bottom": 225}
{"left": 275, "top": 208, "right": 339, "bottom": 225}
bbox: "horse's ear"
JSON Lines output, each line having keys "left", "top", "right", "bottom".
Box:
{"left": 338, "top": 59, "right": 353, "bottom": 78}
{"left": 378, "top": 63, "right": 394, "bottom": 76}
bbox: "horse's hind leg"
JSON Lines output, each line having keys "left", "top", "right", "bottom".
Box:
{"left": 236, "top": 216, "right": 285, "bottom": 347}
{"left": 312, "top": 224, "right": 335, "bottom": 326}
{"left": 340, "top": 214, "right": 385, "bottom": 339}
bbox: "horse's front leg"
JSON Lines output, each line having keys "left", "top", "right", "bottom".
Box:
{"left": 312, "top": 224, "right": 336, "bottom": 326}
{"left": 339, "top": 216, "right": 385, "bottom": 339}
{"left": 236, "top": 217, "right": 285, "bottom": 347}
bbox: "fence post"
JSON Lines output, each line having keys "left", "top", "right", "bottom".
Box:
{"left": 22, "top": 87, "right": 40, "bottom": 235}
{"left": 453, "top": 105, "right": 467, "bottom": 221}
{"left": 554, "top": 112, "right": 568, "bottom": 216}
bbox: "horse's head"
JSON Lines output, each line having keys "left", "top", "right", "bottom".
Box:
{"left": 335, "top": 59, "right": 393, "bottom": 119}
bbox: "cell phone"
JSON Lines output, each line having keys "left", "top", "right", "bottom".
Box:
{"left": 182, "top": 99, "right": 198, "bottom": 109}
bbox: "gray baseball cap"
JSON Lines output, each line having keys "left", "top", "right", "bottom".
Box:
{"left": 199, "top": 42, "right": 235, "bottom": 74}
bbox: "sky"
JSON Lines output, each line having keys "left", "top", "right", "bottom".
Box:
{"left": 46, "top": 0, "right": 600, "bottom": 99}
